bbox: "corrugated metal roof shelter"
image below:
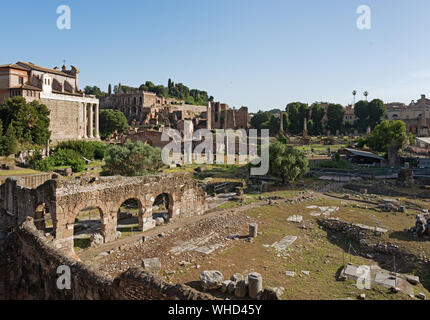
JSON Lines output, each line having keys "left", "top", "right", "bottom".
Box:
{"left": 344, "top": 148, "right": 384, "bottom": 160}
{"left": 416, "top": 137, "right": 430, "bottom": 148}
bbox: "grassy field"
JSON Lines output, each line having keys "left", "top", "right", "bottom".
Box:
{"left": 0, "top": 168, "right": 40, "bottom": 176}
{"left": 171, "top": 195, "right": 430, "bottom": 300}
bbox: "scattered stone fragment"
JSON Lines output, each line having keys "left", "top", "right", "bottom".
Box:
{"left": 141, "top": 258, "right": 161, "bottom": 274}
{"left": 272, "top": 236, "right": 297, "bottom": 251}
{"left": 234, "top": 279, "right": 248, "bottom": 298}
{"left": 301, "top": 270, "right": 310, "bottom": 276}
{"left": 227, "top": 281, "right": 236, "bottom": 294}
{"left": 287, "top": 215, "right": 303, "bottom": 223}
{"left": 406, "top": 275, "right": 420, "bottom": 285}
{"left": 221, "top": 280, "right": 232, "bottom": 293}
{"left": 90, "top": 233, "right": 104, "bottom": 247}
{"left": 417, "top": 293, "right": 426, "bottom": 300}
{"left": 257, "top": 287, "right": 281, "bottom": 300}
{"left": 200, "top": 270, "right": 224, "bottom": 291}
{"left": 358, "top": 293, "right": 366, "bottom": 300}
{"left": 231, "top": 273, "right": 244, "bottom": 283}
{"left": 285, "top": 271, "right": 296, "bottom": 277}
{"left": 155, "top": 217, "right": 164, "bottom": 226}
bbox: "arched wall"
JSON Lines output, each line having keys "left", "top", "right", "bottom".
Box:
{"left": 2, "top": 173, "right": 206, "bottom": 256}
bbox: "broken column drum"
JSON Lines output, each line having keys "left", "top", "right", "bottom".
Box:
{"left": 249, "top": 223, "right": 258, "bottom": 238}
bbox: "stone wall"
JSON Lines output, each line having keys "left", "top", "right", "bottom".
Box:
{"left": 0, "top": 218, "right": 215, "bottom": 300}
{"left": 39, "top": 98, "right": 83, "bottom": 143}
{"left": 0, "top": 173, "right": 207, "bottom": 255}
{"left": 0, "top": 172, "right": 52, "bottom": 189}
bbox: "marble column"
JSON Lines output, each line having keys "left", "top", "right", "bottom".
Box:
{"left": 83, "top": 103, "right": 88, "bottom": 139}
{"left": 95, "top": 104, "right": 100, "bottom": 139}
{"left": 89, "top": 104, "right": 94, "bottom": 138}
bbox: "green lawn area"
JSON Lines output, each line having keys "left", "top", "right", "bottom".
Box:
{"left": 172, "top": 196, "right": 429, "bottom": 300}
{"left": 0, "top": 168, "right": 40, "bottom": 176}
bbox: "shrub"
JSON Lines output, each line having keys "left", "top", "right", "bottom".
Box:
{"left": 103, "top": 140, "right": 162, "bottom": 176}
{"left": 317, "top": 159, "right": 353, "bottom": 169}
{"left": 55, "top": 140, "right": 107, "bottom": 160}
{"left": 99, "top": 109, "right": 129, "bottom": 139}
{"left": 29, "top": 148, "right": 86, "bottom": 172}
{"left": 266, "top": 141, "right": 309, "bottom": 183}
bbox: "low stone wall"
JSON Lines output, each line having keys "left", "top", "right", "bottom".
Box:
{"left": 0, "top": 218, "right": 215, "bottom": 300}
{"left": 0, "top": 172, "right": 52, "bottom": 189}
{"left": 317, "top": 218, "right": 426, "bottom": 267}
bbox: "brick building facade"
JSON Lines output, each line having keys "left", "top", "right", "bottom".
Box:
{"left": 0, "top": 62, "right": 99, "bottom": 144}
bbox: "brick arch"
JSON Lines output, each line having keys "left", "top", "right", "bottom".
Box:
{"left": 149, "top": 191, "right": 175, "bottom": 219}
{"left": 69, "top": 200, "right": 108, "bottom": 225}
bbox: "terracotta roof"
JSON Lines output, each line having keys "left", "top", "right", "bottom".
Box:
{"left": 16, "top": 61, "right": 76, "bottom": 78}
{"left": 9, "top": 84, "right": 42, "bottom": 91}
{"left": 0, "top": 63, "right": 28, "bottom": 71}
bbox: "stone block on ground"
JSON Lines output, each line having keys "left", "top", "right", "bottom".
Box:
{"left": 230, "top": 273, "right": 244, "bottom": 283}
{"left": 141, "top": 258, "right": 162, "bottom": 274}
{"left": 221, "top": 280, "right": 232, "bottom": 293}
{"left": 234, "top": 279, "right": 248, "bottom": 298}
{"left": 90, "top": 233, "right": 104, "bottom": 247}
{"left": 287, "top": 215, "right": 303, "bottom": 223}
{"left": 249, "top": 223, "right": 258, "bottom": 238}
{"left": 227, "top": 281, "right": 236, "bottom": 294}
{"left": 200, "top": 270, "right": 224, "bottom": 291}
{"left": 417, "top": 293, "right": 426, "bottom": 300}
{"left": 257, "top": 287, "right": 281, "bottom": 300}
{"left": 155, "top": 217, "right": 165, "bottom": 226}
{"left": 406, "top": 275, "right": 420, "bottom": 285}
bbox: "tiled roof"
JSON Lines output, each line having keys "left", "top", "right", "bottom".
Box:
{"left": 9, "top": 84, "right": 42, "bottom": 91}
{"left": 0, "top": 63, "right": 28, "bottom": 71}
{"left": 16, "top": 61, "right": 76, "bottom": 78}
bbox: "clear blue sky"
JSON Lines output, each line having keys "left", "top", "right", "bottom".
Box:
{"left": 1, "top": 0, "right": 430, "bottom": 112}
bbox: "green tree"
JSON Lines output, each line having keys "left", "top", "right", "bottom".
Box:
{"left": 104, "top": 140, "right": 163, "bottom": 176}
{"left": 0, "top": 125, "right": 18, "bottom": 156}
{"left": 368, "top": 99, "right": 386, "bottom": 129}
{"left": 250, "top": 111, "right": 271, "bottom": 130}
{"left": 286, "top": 102, "right": 309, "bottom": 135}
{"left": 99, "top": 109, "right": 129, "bottom": 139}
{"left": 29, "top": 100, "right": 51, "bottom": 145}
{"left": 268, "top": 141, "right": 309, "bottom": 183}
{"left": 365, "top": 120, "right": 409, "bottom": 154}
{"left": 0, "top": 97, "right": 50, "bottom": 147}
{"left": 354, "top": 100, "right": 369, "bottom": 133}
{"left": 310, "top": 104, "right": 325, "bottom": 135}
{"left": 84, "top": 86, "right": 107, "bottom": 98}
{"left": 326, "top": 104, "right": 344, "bottom": 134}
{"left": 268, "top": 115, "right": 280, "bottom": 135}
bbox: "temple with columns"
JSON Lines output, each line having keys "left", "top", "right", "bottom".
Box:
{"left": 0, "top": 61, "right": 99, "bottom": 144}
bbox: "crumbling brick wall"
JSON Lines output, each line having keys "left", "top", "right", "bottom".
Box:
{"left": 0, "top": 218, "right": 215, "bottom": 300}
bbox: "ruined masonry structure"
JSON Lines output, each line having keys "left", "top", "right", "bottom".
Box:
{"left": 0, "top": 173, "right": 206, "bottom": 255}
{"left": 0, "top": 62, "right": 100, "bottom": 144}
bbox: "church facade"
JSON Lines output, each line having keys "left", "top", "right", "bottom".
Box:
{"left": 0, "top": 62, "right": 99, "bottom": 144}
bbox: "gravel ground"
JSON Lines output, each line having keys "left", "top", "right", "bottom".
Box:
{"left": 93, "top": 210, "right": 256, "bottom": 280}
